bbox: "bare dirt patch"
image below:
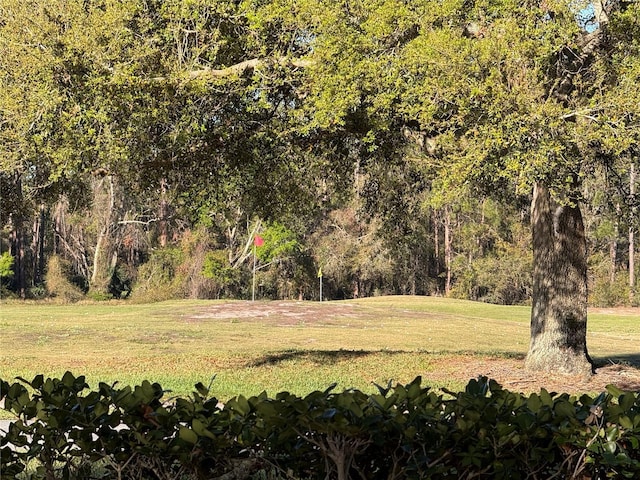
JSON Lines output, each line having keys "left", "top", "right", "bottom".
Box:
{"left": 189, "top": 301, "right": 363, "bottom": 325}
{"left": 188, "top": 301, "right": 640, "bottom": 394}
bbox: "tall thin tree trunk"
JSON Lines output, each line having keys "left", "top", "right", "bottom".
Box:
{"left": 433, "top": 210, "right": 440, "bottom": 293}
{"left": 159, "top": 178, "right": 169, "bottom": 248}
{"left": 31, "top": 204, "right": 46, "bottom": 287}
{"left": 10, "top": 221, "right": 26, "bottom": 298}
{"left": 525, "top": 183, "right": 593, "bottom": 376}
{"left": 630, "top": 163, "right": 635, "bottom": 294}
{"left": 53, "top": 198, "right": 66, "bottom": 256}
{"left": 9, "top": 173, "right": 26, "bottom": 298}
{"left": 444, "top": 207, "right": 452, "bottom": 296}
{"left": 411, "top": 253, "right": 417, "bottom": 296}
{"left": 434, "top": 211, "right": 440, "bottom": 260}
{"left": 91, "top": 175, "right": 116, "bottom": 292}
{"left": 610, "top": 204, "right": 619, "bottom": 284}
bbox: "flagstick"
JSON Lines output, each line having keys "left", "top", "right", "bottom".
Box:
{"left": 252, "top": 244, "right": 256, "bottom": 302}
{"left": 319, "top": 275, "right": 322, "bottom": 302}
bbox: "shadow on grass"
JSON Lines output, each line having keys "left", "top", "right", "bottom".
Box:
{"left": 249, "top": 349, "right": 383, "bottom": 367}
{"left": 593, "top": 353, "right": 640, "bottom": 369}
{"left": 249, "top": 349, "right": 526, "bottom": 367}
{"left": 251, "top": 350, "right": 640, "bottom": 368}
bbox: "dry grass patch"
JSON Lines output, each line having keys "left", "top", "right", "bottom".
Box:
{"left": 1, "top": 297, "right": 638, "bottom": 400}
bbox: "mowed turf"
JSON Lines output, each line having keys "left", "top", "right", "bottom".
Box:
{"left": 0, "top": 296, "right": 638, "bottom": 400}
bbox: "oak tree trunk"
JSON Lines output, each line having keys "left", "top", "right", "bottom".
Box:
{"left": 525, "top": 183, "right": 593, "bottom": 376}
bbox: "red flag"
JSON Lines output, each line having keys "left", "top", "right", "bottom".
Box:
{"left": 254, "top": 235, "right": 264, "bottom": 247}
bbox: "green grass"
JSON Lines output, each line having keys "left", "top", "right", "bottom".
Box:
{"left": 1, "top": 296, "right": 638, "bottom": 401}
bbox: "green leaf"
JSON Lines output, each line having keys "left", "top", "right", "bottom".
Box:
{"left": 618, "top": 415, "right": 633, "bottom": 429}
{"left": 255, "top": 400, "right": 278, "bottom": 418}
{"left": 30, "top": 375, "right": 44, "bottom": 390}
{"left": 527, "top": 393, "right": 542, "bottom": 412}
{"left": 192, "top": 419, "right": 216, "bottom": 440}
{"left": 618, "top": 393, "right": 636, "bottom": 412}
{"left": 554, "top": 400, "right": 575, "bottom": 418}
{"left": 93, "top": 402, "right": 108, "bottom": 418}
{"left": 136, "top": 380, "right": 156, "bottom": 403}
{"left": 227, "top": 395, "right": 251, "bottom": 416}
{"left": 179, "top": 426, "right": 198, "bottom": 444}
{"left": 606, "top": 426, "right": 620, "bottom": 442}
{"left": 408, "top": 381, "right": 422, "bottom": 400}
{"left": 61, "top": 371, "right": 76, "bottom": 387}
{"left": 603, "top": 440, "right": 617, "bottom": 455}
{"left": 194, "top": 382, "right": 209, "bottom": 398}
{"left": 539, "top": 389, "right": 553, "bottom": 407}
{"left": 43, "top": 379, "right": 54, "bottom": 395}
{"left": 606, "top": 385, "right": 625, "bottom": 398}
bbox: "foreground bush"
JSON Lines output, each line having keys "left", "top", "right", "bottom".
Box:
{"left": 1, "top": 373, "right": 639, "bottom": 479}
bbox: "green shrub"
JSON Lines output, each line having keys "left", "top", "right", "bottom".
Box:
{"left": 2, "top": 374, "right": 640, "bottom": 480}
{"left": 0, "top": 252, "right": 17, "bottom": 299}
{"left": 590, "top": 274, "right": 632, "bottom": 307}
{"left": 86, "top": 290, "right": 114, "bottom": 301}
{"left": 44, "top": 255, "right": 85, "bottom": 302}
{"left": 202, "top": 249, "right": 238, "bottom": 298}
{"left": 0, "top": 251, "right": 14, "bottom": 279}
{"left": 130, "top": 247, "right": 185, "bottom": 302}
{"left": 450, "top": 250, "right": 531, "bottom": 306}
{"left": 27, "top": 285, "right": 47, "bottom": 299}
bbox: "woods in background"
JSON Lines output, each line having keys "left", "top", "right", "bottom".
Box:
{"left": 1, "top": 0, "right": 638, "bottom": 306}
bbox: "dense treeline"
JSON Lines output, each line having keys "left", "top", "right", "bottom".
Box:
{"left": 0, "top": 0, "right": 638, "bottom": 306}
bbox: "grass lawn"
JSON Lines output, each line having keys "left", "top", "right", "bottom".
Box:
{"left": 1, "top": 296, "right": 639, "bottom": 401}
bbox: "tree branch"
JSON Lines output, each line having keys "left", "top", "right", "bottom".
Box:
{"left": 152, "top": 57, "right": 312, "bottom": 83}
{"left": 551, "top": 0, "right": 613, "bottom": 104}
{"left": 560, "top": 107, "right": 603, "bottom": 121}
{"left": 117, "top": 219, "right": 160, "bottom": 226}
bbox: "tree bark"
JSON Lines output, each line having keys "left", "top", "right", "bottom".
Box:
{"left": 611, "top": 204, "right": 620, "bottom": 284}
{"left": 158, "top": 178, "right": 169, "bottom": 248}
{"left": 525, "top": 183, "right": 593, "bottom": 376}
{"left": 90, "top": 175, "right": 116, "bottom": 293}
{"left": 9, "top": 220, "right": 26, "bottom": 299}
{"left": 630, "top": 163, "right": 635, "bottom": 293}
{"left": 9, "top": 172, "right": 26, "bottom": 298}
{"left": 31, "top": 203, "right": 47, "bottom": 287}
{"left": 444, "top": 208, "right": 452, "bottom": 295}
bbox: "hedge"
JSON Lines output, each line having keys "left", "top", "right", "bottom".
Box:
{"left": 1, "top": 373, "right": 639, "bottom": 479}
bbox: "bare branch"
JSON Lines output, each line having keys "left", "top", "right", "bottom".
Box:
{"left": 232, "top": 219, "right": 262, "bottom": 268}
{"left": 117, "top": 219, "right": 160, "bottom": 226}
{"left": 560, "top": 108, "right": 603, "bottom": 121}
{"left": 151, "top": 57, "right": 312, "bottom": 83}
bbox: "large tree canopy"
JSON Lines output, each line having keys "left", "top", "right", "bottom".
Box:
{"left": 1, "top": 0, "right": 639, "bottom": 373}
{"left": 266, "top": 0, "right": 640, "bottom": 374}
